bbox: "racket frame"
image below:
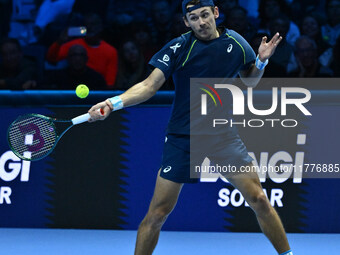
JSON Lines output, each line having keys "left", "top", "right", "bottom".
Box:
{"left": 7, "top": 113, "right": 74, "bottom": 161}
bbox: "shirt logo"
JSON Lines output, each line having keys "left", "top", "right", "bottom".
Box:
{"left": 165, "top": 136, "right": 168, "bottom": 143}
{"left": 227, "top": 44, "right": 233, "bottom": 53}
{"left": 163, "top": 54, "right": 170, "bottom": 62}
{"left": 157, "top": 54, "right": 170, "bottom": 66}
{"left": 170, "top": 43, "right": 181, "bottom": 53}
{"left": 163, "top": 166, "right": 172, "bottom": 173}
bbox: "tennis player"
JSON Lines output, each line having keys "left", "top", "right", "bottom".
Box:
{"left": 89, "top": 1, "right": 292, "bottom": 254}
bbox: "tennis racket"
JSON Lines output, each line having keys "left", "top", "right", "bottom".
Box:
{"left": 7, "top": 110, "right": 103, "bottom": 161}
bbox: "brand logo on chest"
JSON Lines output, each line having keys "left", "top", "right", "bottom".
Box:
{"left": 227, "top": 44, "right": 233, "bottom": 53}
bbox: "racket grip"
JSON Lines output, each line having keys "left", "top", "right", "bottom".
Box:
{"left": 71, "top": 109, "right": 104, "bottom": 125}
{"left": 72, "top": 113, "right": 90, "bottom": 125}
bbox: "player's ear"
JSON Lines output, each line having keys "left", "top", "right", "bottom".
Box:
{"left": 214, "top": 6, "right": 219, "bottom": 19}
{"left": 183, "top": 16, "right": 190, "bottom": 27}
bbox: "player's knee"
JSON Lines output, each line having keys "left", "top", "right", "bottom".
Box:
{"left": 145, "top": 207, "right": 171, "bottom": 229}
{"left": 248, "top": 192, "right": 272, "bottom": 215}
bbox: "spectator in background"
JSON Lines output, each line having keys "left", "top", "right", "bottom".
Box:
{"left": 0, "top": 0, "right": 11, "bottom": 38}
{"left": 321, "top": 0, "right": 340, "bottom": 46}
{"left": 268, "top": 15, "right": 296, "bottom": 74}
{"left": 290, "top": 0, "right": 324, "bottom": 23}
{"left": 132, "top": 23, "right": 158, "bottom": 63}
{"left": 0, "top": 38, "right": 37, "bottom": 90}
{"left": 115, "top": 40, "right": 149, "bottom": 90}
{"left": 300, "top": 14, "right": 333, "bottom": 68}
{"left": 330, "top": 36, "right": 340, "bottom": 76}
{"left": 34, "top": 0, "right": 76, "bottom": 41}
{"left": 216, "top": 0, "right": 238, "bottom": 15}
{"left": 46, "top": 13, "right": 118, "bottom": 88}
{"left": 171, "top": 12, "right": 190, "bottom": 38}
{"left": 46, "top": 44, "right": 106, "bottom": 90}
{"left": 223, "top": 6, "right": 256, "bottom": 42}
{"left": 106, "top": 0, "right": 150, "bottom": 26}
{"left": 258, "top": 0, "right": 300, "bottom": 46}
{"left": 147, "top": 0, "right": 173, "bottom": 49}
{"left": 214, "top": 0, "right": 239, "bottom": 25}
{"left": 72, "top": 0, "right": 109, "bottom": 18}
{"left": 301, "top": 15, "right": 331, "bottom": 56}
{"left": 289, "top": 36, "right": 333, "bottom": 77}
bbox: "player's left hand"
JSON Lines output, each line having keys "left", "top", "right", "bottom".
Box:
{"left": 258, "top": 32, "right": 283, "bottom": 62}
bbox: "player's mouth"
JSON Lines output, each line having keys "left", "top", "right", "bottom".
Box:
{"left": 199, "top": 27, "right": 209, "bottom": 33}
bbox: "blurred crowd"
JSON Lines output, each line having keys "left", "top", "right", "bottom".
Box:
{"left": 0, "top": 0, "right": 339, "bottom": 91}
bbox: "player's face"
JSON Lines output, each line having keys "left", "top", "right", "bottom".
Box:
{"left": 184, "top": 6, "right": 219, "bottom": 41}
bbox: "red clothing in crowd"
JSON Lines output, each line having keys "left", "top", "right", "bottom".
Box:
{"left": 47, "top": 38, "right": 118, "bottom": 87}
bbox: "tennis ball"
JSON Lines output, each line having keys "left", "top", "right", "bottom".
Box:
{"left": 76, "top": 84, "right": 89, "bottom": 99}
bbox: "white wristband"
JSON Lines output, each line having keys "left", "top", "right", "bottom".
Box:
{"left": 255, "top": 55, "right": 269, "bottom": 70}
{"left": 109, "top": 96, "right": 124, "bottom": 111}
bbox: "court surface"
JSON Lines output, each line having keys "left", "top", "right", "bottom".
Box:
{"left": 1, "top": 228, "right": 339, "bottom": 254}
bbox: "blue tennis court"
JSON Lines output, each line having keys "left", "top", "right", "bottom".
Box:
{"left": 1, "top": 228, "right": 339, "bottom": 254}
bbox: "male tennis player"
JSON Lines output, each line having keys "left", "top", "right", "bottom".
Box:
{"left": 89, "top": 1, "right": 293, "bottom": 254}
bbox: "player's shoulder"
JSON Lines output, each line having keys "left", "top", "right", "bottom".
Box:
{"left": 225, "top": 29, "right": 243, "bottom": 40}
{"left": 165, "top": 31, "right": 193, "bottom": 52}
{"left": 224, "top": 28, "right": 250, "bottom": 45}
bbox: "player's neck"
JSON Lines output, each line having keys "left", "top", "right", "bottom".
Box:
{"left": 196, "top": 28, "right": 220, "bottom": 41}
{"left": 215, "top": 29, "right": 220, "bottom": 38}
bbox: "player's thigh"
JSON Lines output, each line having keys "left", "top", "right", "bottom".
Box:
{"left": 148, "top": 169, "right": 183, "bottom": 214}
{"left": 225, "top": 164, "right": 265, "bottom": 205}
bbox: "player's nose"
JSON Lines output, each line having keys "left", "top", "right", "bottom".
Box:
{"left": 198, "top": 17, "right": 205, "bottom": 25}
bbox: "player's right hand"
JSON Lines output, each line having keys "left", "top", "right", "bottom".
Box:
{"left": 88, "top": 100, "right": 113, "bottom": 122}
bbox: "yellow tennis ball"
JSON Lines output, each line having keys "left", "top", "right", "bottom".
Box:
{"left": 76, "top": 84, "right": 89, "bottom": 99}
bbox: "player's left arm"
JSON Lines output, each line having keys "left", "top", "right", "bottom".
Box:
{"left": 239, "top": 33, "right": 282, "bottom": 87}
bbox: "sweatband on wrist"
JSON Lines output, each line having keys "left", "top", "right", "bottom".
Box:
{"left": 255, "top": 55, "right": 269, "bottom": 70}
{"left": 108, "top": 96, "right": 124, "bottom": 111}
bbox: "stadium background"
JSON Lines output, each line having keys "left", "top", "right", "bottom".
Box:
{"left": 1, "top": 86, "right": 339, "bottom": 233}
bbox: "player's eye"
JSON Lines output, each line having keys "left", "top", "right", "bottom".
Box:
{"left": 190, "top": 16, "right": 198, "bottom": 21}
{"left": 202, "top": 13, "right": 209, "bottom": 18}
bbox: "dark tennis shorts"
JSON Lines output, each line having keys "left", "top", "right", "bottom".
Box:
{"left": 160, "top": 134, "right": 254, "bottom": 183}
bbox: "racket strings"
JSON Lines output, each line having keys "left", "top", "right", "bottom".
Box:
{"left": 8, "top": 115, "right": 57, "bottom": 160}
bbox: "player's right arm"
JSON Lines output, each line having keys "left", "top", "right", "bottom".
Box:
{"left": 88, "top": 68, "right": 165, "bottom": 122}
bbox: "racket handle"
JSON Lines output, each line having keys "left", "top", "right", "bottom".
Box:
{"left": 71, "top": 109, "right": 104, "bottom": 125}
{"left": 72, "top": 113, "right": 90, "bottom": 125}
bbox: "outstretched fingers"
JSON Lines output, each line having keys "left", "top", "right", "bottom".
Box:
{"left": 269, "top": 33, "right": 283, "bottom": 47}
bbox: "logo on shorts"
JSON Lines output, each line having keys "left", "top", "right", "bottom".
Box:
{"left": 163, "top": 166, "right": 172, "bottom": 173}
{"left": 227, "top": 44, "right": 233, "bottom": 53}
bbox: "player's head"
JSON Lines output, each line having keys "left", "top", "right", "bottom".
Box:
{"left": 182, "top": 0, "right": 219, "bottom": 41}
